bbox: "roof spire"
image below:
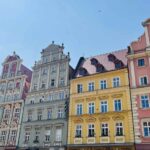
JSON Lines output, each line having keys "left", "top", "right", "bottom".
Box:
{"left": 13, "top": 51, "right": 16, "bottom": 56}
{"left": 52, "top": 41, "right": 54, "bottom": 44}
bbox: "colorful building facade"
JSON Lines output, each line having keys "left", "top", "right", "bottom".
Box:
{"left": 19, "top": 42, "right": 73, "bottom": 150}
{"left": 127, "top": 18, "right": 150, "bottom": 150}
{"left": 68, "top": 50, "right": 134, "bottom": 150}
{"left": 0, "top": 52, "right": 32, "bottom": 150}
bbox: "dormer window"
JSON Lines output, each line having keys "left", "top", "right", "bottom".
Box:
{"left": 79, "top": 68, "right": 88, "bottom": 76}
{"left": 96, "top": 64, "right": 105, "bottom": 73}
{"left": 90, "top": 58, "right": 98, "bottom": 65}
{"left": 108, "top": 54, "right": 116, "bottom": 62}
{"left": 115, "top": 60, "right": 124, "bottom": 69}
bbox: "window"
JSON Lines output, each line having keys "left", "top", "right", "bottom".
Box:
{"left": 116, "top": 122, "right": 123, "bottom": 136}
{"left": 75, "top": 125, "right": 82, "bottom": 137}
{"left": 58, "top": 108, "right": 63, "bottom": 118}
{"left": 101, "top": 101, "right": 108, "bottom": 113}
{"left": 1, "top": 131, "right": 6, "bottom": 141}
{"left": 88, "top": 124, "right": 95, "bottom": 137}
{"left": 59, "top": 78, "right": 65, "bottom": 86}
{"left": 138, "top": 58, "right": 145, "bottom": 67}
{"left": 45, "top": 130, "right": 51, "bottom": 141}
{"left": 41, "top": 81, "right": 46, "bottom": 89}
{"left": 51, "top": 79, "right": 55, "bottom": 87}
{"left": 143, "top": 122, "right": 150, "bottom": 137}
{"left": 25, "top": 132, "right": 30, "bottom": 142}
{"left": 76, "top": 104, "right": 82, "bottom": 115}
{"left": 10, "top": 130, "right": 17, "bottom": 141}
{"left": 4, "top": 109, "right": 10, "bottom": 119}
{"left": 59, "top": 91, "right": 64, "bottom": 100}
{"left": 100, "top": 80, "right": 107, "bottom": 89}
{"left": 33, "top": 84, "right": 37, "bottom": 90}
{"left": 88, "top": 82, "right": 94, "bottom": 92}
{"left": 14, "top": 108, "right": 20, "bottom": 118}
{"left": 27, "top": 112, "right": 32, "bottom": 121}
{"left": 88, "top": 102, "right": 95, "bottom": 114}
{"left": 101, "top": 123, "right": 108, "bottom": 136}
{"left": 141, "top": 95, "right": 149, "bottom": 108}
{"left": 77, "top": 84, "right": 83, "bottom": 93}
{"left": 113, "top": 77, "right": 120, "bottom": 87}
{"left": 114, "top": 100, "right": 121, "bottom": 111}
{"left": 37, "top": 111, "right": 42, "bottom": 120}
{"left": 140, "top": 76, "right": 148, "bottom": 86}
{"left": 55, "top": 128, "right": 62, "bottom": 141}
{"left": 47, "top": 109, "right": 52, "bottom": 119}
{"left": 42, "top": 68, "right": 47, "bottom": 75}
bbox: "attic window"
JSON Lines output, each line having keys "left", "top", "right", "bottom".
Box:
{"left": 108, "top": 54, "right": 116, "bottom": 62}
{"left": 90, "top": 58, "right": 98, "bottom": 65}
{"left": 96, "top": 64, "right": 105, "bottom": 73}
{"left": 79, "top": 67, "right": 88, "bottom": 76}
{"left": 115, "top": 60, "right": 124, "bottom": 69}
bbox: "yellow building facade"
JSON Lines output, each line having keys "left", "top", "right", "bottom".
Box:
{"left": 68, "top": 51, "right": 135, "bottom": 150}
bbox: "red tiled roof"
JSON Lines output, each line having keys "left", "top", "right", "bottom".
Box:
{"left": 76, "top": 49, "right": 127, "bottom": 77}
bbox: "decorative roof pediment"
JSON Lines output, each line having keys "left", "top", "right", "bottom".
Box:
{"left": 74, "top": 118, "right": 84, "bottom": 123}
{"left": 112, "top": 115, "right": 125, "bottom": 120}
{"left": 86, "top": 117, "right": 96, "bottom": 122}
{"left": 99, "top": 116, "right": 110, "bottom": 122}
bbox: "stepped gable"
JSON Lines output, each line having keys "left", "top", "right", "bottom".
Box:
{"left": 76, "top": 49, "right": 127, "bottom": 77}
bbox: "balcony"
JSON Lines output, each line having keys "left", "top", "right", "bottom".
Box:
{"left": 100, "top": 136, "right": 110, "bottom": 143}
{"left": 54, "top": 136, "right": 62, "bottom": 146}
{"left": 87, "top": 137, "right": 95, "bottom": 144}
{"left": 115, "top": 135, "right": 125, "bottom": 143}
{"left": 43, "top": 141, "right": 51, "bottom": 147}
{"left": 74, "top": 137, "right": 82, "bottom": 144}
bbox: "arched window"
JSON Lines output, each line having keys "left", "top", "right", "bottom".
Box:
{"left": 79, "top": 67, "right": 88, "bottom": 76}
{"left": 96, "top": 64, "right": 105, "bottom": 73}
{"left": 90, "top": 58, "right": 98, "bottom": 65}
{"left": 115, "top": 60, "right": 124, "bottom": 69}
{"left": 108, "top": 54, "right": 116, "bottom": 62}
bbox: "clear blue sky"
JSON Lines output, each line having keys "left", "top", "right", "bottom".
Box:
{"left": 0, "top": 0, "right": 149, "bottom": 70}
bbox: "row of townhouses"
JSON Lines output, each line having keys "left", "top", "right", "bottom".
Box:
{"left": 0, "top": 18, "right": 149, "bottom": 150}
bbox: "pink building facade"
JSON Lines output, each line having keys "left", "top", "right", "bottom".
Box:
{"left": 127, "top": 18, "right": 150, "bottom": 150}
{"left": 0, "top": 52, "right": 32, "bottom": 150}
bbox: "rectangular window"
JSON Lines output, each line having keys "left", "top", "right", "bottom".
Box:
{"left": 141, "top": 95, "right": 149, "bottom": 108}
{"left": 101, "top": 123, "right": 108, "bottom": 136}
{"left": 101, "top": 101, "right": 108, "bottom": 113}
{"left": 27, "top": 112, "right": 32, "bottom": 121}
{"left": 143, "top": 122, "right": 150, "bottom": 137}
{"left": 113, "top": 77, "right": 120, "bottom": 87}
{"left": 45, "top": 130, "right": 51, "bottom": 142}
{"left": 100, "top": 80, "right": 107, "bottom": 89}
{"left": 4, "top": 109, "right": 10, "bottom": 119}
{"left": 114, "top": 100, "right": 122, "bottom": 111}
{"left": 77, "top": 84, "right": 83, "bottom": 93}
{"left": 116, "top": 122, "right": 123, "bottom": 136}
{"left": 1, "top": 131, "right": 6, "bottom": 141}
{"left": 88, "top": 82, "right": 94, "bottom": 92}
{"left": 140, "top": 76, "right": 148, "bottom": 86}
{"left": 25, "top": 132, "right": 30, "bottom": 142}
{"left": 88, "top": 102, "right": 95, "bottom": 114}
{"left": 37, "top": 111, "right": 42, "bottom": 120}
{"left": 57, "top": 108, "right": 63, "bottom": 118}
{"left": 59, "top": 91, "right": 64, "bottom": 100}
{"left": 138, "top": 58, "right": 145, "bottom": 67}
{"left": 76, "top": 104, "right": 82, "bottom": 115}
{"left": 47, "top": 109, "right": 52, "bottom": 119}
{"left": 88, "top": 124, "right": 95, "bottom": 137}
{"left": 55, "top": 128, "right": 62, "bottom": 141}
{"left": 51, "top": 79, "right": 55, "bottom": 87}
{"left": 10, "top": 130, "right": 17, "bottom": 141}
{"left": 14, "top": 108, "right": 20, "bottom": 118}
{"left": 75, "top": 125, "right": 82, "bottom": 137}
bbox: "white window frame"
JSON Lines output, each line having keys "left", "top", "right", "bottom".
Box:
{"left": 76, "top": 103, "right": 83, "bottom": 115}
{"left": 100, "top": 79, "right": 107, "bottom": 90}
{"left": 88, "top": 82, "right": 95, "bottom": 92}
{"left": 100, "top": 100, "right": 108, "bottom": 113}
{"left": 139, "top": 76, "right": 148, "bottom": 86}
{"left": 112, "top": 77, "right": 120, "bottom": 88}
{"left": 114, "top": 99, "right": 122, "bottom": 112}
{"left": 88, "top": 102, "right": 95, "bottom": 114}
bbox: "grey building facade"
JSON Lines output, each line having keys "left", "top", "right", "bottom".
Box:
{"left": 19, "top": 42, "right": 72, "bottom": 150}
